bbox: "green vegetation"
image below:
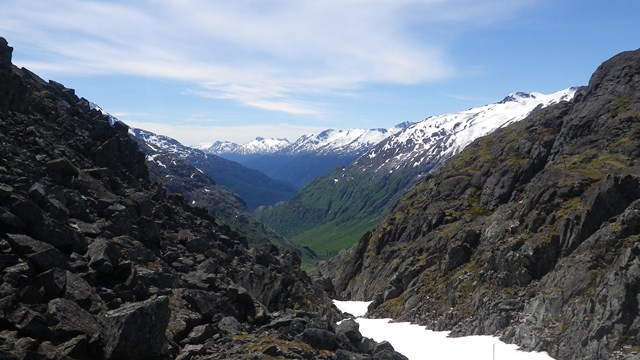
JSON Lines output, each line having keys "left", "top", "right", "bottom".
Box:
{"left": 256, "top": 166, "right": 411, "bottom": 261}
{"left": 292, "top": 216, "right": 379, "bottom": 258}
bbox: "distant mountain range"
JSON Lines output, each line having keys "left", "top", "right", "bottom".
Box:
{"left": 255, "top": 88, "right": 577, "bottom": 257}
{"left": 200, "top": 123, "right": 412, "bottom": 188}
{"left": 129, "top": 128, "right": 297, "bottom": 211}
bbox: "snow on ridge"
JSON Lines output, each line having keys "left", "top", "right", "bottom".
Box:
{"left": 202, "top": 125, "right": 410, "bottom": 157}
{"left": 237, "top": 137, "right": 291, "bottom": 155}
{"left": 369, "top": 87, "right": 577, "bottom": 172}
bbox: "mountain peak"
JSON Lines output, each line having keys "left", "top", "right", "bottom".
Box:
{"left": 498, "top": 91, "right": 535, "bottom": 104}
{"left": 0, "top": 37, "right": 13, "bottom": 67}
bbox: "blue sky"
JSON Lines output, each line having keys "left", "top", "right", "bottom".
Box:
{"left": 1, "top": 0, "right": 638, "bottom": 145}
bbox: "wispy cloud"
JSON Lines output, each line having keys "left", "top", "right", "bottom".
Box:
{"left": 123, "top": 120, "right": 327, "bottom": 145}
{"left": 0, "top": 0, "right": 537, "bottom": 116}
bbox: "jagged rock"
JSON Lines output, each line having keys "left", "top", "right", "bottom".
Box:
{"left": 9, "top": 306, "right": 50, "bottom": 340}
{"left": 0, "top": 37, "right": 12, "bottom": 67}
{"left": 300, "top": 328, "right": 338, "bottom": 350}
{"left": 46, "top": 298, "right": 101, "bottom": 340}
{"left": 58, "top": 335, "right": 90, "bottom": 359}
{"left": 324, "top": 48, "right": 640, "bottom": 359}
{"left": 86, "top": 238, "right": 119, "bottom": 274}
{"left": 336, "top": 319, "right": 362, "bottom": 344}
{"left": 182, "top": 323, "right": 217, "bottom": 344}
{"left": 103, "top": 296, "right": 170, "bottom": 360}
{"left": 5, "top": 233, "right": 71, "bottom": 271}
{"left": 175, "top": 344, "right": 205, "bottom": 360}
{"left": 218, "top": 316, "right": 243, "bottom": 335}
{"left": 373, "top": 350, "right": 408, "bottom": 360}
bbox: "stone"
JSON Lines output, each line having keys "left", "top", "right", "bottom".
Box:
{"left": 218, "top": 316, "right": 243, "bottom": 335}
{"left": 59, "top": 335, "right": 89, "bottom": 359}
{"left": 27, "top": 182, "right": 46, "bottom": 203}
{"left": 300, "top": 328, "right": 337, "bottom": 351}
{"left": 373, "top": 341, "right": 395, "bottom": 354}
{"left": 0, "top": 37, "right": 12, "bottom": 67}
{"left": 47, "top": 298, "right": 101, "bottom": 339}
{"left": 175, "top": 344, "right": 205, "bottom": 360}
{"left": 9, "top": 197, "right": 44, "bottom": 227}
{"left": 182, "top": 324, "right": 216, "bottom": 344}
{"left": 336, "top": 319, "right": 362, "bottom": 344}
{"left": 373, "top": 349, "right": 408, "bottom": 360}
{"left": 87, "top": 238, "right": 119, "bottom": 274}
{"left": 103, "top": 296, "right": 170, "bottom": 360}
{"left": 10, "top": 306, "right": 50, "bottom": 339}
{"left": 0, "top": 208, "right": 26, "bottom": 231}
{"left": 5, "top": 233, "right": 71, "bottom": 271}
{"left": 46, "top": 157, "right": 79, "bottom": 177}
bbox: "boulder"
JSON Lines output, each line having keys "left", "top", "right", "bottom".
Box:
{"left": 300, "top": 328, "right": 338, "bottom": 350}
{"left": 103, "top": 296, "right": 170, "bottom": 360}
{"left": 0, "top": 37, "right": 12, "bottom": 67}
{"left": 46, "top": 298, "right": 101, "bottom": 340}
{"left": 336, "top": 319, "right": 362, "bottom": 344}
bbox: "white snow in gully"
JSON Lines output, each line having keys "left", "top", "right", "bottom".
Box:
{"left": 333, "top": 300, "right": 555, "bottom": 360}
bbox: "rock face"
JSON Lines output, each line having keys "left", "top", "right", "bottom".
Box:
{"left": 256, "top": 89, "right": 575, "bottom": 261}
{"left": 0, "top": 38, "right": 406, "bottom": 360}
{"left": 130, "top": 128, "right": 297, "bottom": 211}
{"left": 322, "top": 49, "right": 640, "bottom": 359}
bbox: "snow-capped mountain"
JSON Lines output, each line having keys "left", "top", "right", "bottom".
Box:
{"left": 357, "top": 88, "right": 577, "bottom": 174}
{"left": 205, "top": 138, "right": 290, "bottom": 155}
{"left": 239, "top": 137, "right": 291, "bottom": 154}
{"left": 88, "top": 101, "right": 119, "bottom": 126}
{"left": 285, "top": 124, "right": 410, "bottom": 156}
{"left": 202, "top": 123, "right": 413, "bottom": 188}
{"left": 204, "top": 123, "right": 411, "bottom": 158}
{"left": 256, "top": 88, "right": 577, "bottom": 256}
{"left": 129, "top": 128, "right": 297, "bottom": 210}
{"left": 131, "top": 128, "right": 203, "bottom": 161}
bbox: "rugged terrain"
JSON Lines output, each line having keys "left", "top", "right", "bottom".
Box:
{"left": 131, "top": 129, "right": 286, "bottom": 245}
{"left": 0, "top": 38, "right": 407, "bottom": 360}
{"left": 257, "top": 89, "right": 575, "bottom": 259}
{"left": 321, "top": 50, "right": 640, "bottom": 359}
{"left": 130, "top": 128, "right": 297, "bottom": 211}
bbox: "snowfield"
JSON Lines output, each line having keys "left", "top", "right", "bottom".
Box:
{"left": 333, "top": 300, "right": 555, "bottom": 360}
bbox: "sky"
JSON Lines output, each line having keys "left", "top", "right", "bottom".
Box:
{"left": 1, "top": 0, "right": 639, "bottom": 146}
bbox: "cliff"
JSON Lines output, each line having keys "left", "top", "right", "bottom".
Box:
{"left": 322, "top": 49, "right": 640, "bottom": 359}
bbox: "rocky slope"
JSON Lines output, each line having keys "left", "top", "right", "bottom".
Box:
{"left": 321, "top": 50, "right": 640, "bottom": 359}
{"left": 130, "top": 128, "right": 296, "bottom": 249}
{"left": 256, "top": 90, "right": 575, "bottom": 260}
{"left": 131, "top": 128, "right": 298, "bottom": 211}
{"left": 0, "top": 38, "right": 407, "bottom": 360}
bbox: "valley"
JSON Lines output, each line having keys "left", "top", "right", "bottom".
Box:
{"left": 1, "top": 34, "right": 639, "bottom": 360}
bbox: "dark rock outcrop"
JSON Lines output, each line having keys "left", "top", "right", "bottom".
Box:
{"left": 0, "top": 37, "right": 406, "bottom": 360}
{"left": 323, "top": 49, "right": 640, "bottom": 359}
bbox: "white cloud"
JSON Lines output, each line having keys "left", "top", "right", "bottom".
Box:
{"left": 0, "top": 0, "right": 537, "bottom": 115}
{"left": 123, "top": 120, "right": 327, "bottom": 146}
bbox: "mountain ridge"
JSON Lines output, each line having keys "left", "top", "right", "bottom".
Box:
{"left": 320, "top": 49, "right": 640, "bottom": 359}
{"left": 130, "top": 128, "right": 298, "bottom": 210}
{"left": 256, "top": 88, "right": 576, "bottom": 259}
{"left": 203, "top": 123, "right": 413, "bottom": 187}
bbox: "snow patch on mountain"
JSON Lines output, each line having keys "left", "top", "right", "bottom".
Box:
{"left": 130, "top": 128, "right": 202, "bottom": 159}
{"left": 204, "top": 122, "right": 413, "bottom": 157}
{"left": 359, "top": 88, "right": 577, "bottom": 173}
{"left": 239, "top": 137, "right": 291, "bottom": 154}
